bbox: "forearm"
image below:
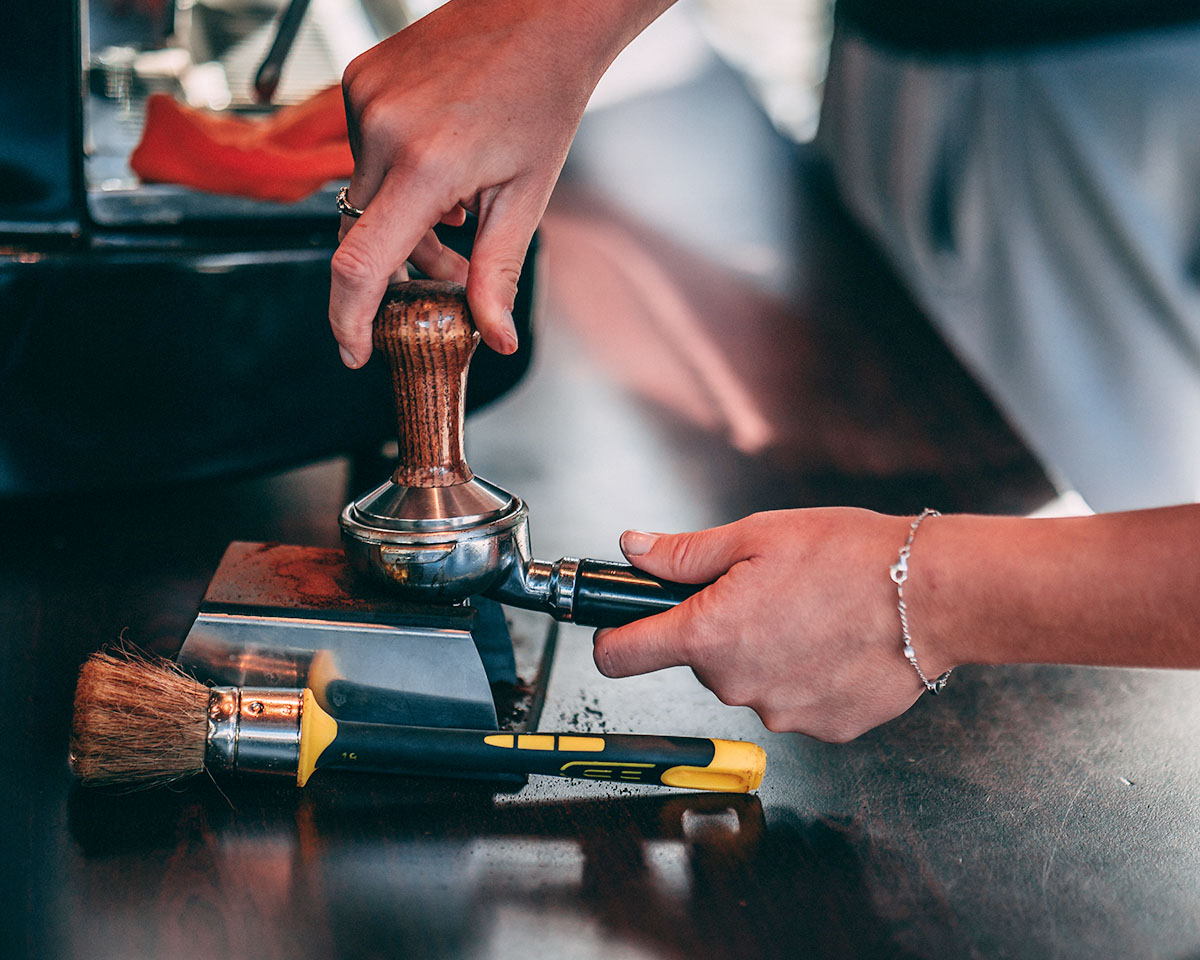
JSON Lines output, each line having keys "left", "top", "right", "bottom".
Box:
{"left": 451, "top": 0, "right": 677, "bottom": 88}
{"left": 560, "top": 0, "right": 681, "bottom": 72}
{"left": 917, "top": 505, "right": 1200, "bottom": 670}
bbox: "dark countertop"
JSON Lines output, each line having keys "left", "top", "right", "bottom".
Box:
{"left": 7, "top": 41, "right": 1199, "bottom": 960}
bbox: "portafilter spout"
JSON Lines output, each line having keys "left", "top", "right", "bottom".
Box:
{"left": 339, "top": 280, "right": 699, "bottom": 628}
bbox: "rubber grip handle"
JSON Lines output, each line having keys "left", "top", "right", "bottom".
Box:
{"left": 571, "top": 559, "right": 702, "bottom": 628}
{"left": 313, "top": 723, "right": 765, "bottom": 793}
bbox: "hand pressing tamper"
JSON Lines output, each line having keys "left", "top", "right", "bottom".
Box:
{"left": 340, "top": 280, "right": 698, "bottom": 627}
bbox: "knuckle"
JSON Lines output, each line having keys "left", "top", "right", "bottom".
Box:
{"left": 741, "top": 510, "right": 770, "bottom": 530}
{"left": 470, "top": 251, "right": 525, "bottom": 313}
{"left": 341, "top": 56, "right": 371, "bottom": 104}
{"left": 340, "top": 59, "right": 358, "bottom": 93}
{"left": 700, "top": 667, "right": 749, "bottom": 708}
{"left": 715, "top": 685, "right": 750, "bottom": 709}
{"left": 681, "top": 587, "right": 726, "bottom": 649}
{"left": 808, "top": 718, "right": 862, "bottom": 743}
{"left": 330, "top": 241, "right": 384, "bottom": 289}
{"left": 758, "top": 710, "right": 790, "bottom": 733}
{"left": 490, "top": 252, "right": 525, "bottom": 292}
{"left": 738, "top": 511, "right": 777, "bottom": 548}
{"left": 662, "top": 532, "right": 701, "bottom": 572}
{"left": 389, "top": 134, "right": 451, "bottom": 185}
{"left": 355, "top": 99, "right": 393, "bottom": 144}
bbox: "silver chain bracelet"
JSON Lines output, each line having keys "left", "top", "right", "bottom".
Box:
{"left": 889, "top": 508, "right": 952, "bottom": 695}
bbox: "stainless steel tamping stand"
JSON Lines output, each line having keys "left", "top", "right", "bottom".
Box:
{"left": 340, "top": 280, "right": 698, "bottom": 627}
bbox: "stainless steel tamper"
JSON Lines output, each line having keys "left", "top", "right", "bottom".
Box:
{"left": 340, "top": 280, "right": 699, "bottom": 627}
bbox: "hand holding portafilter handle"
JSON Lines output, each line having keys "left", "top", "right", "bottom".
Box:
{"left": 340, "top": 280, "right": 703, "bottom": 627}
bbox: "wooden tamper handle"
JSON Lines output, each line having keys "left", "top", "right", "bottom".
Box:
{"left": 373, "top": 280, "right": 480, "bottom": 488}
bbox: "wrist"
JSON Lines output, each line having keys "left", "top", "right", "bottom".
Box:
{"left": 890, "top": 510, "right": 954, "bottom": 692}
{"left": 895, "top": 511, "right": 987, "bottom": 674}
{"left": 470, "top": 0, "right": 677, "bottom": 78}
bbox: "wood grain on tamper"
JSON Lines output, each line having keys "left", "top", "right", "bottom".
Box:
{"left": 373, "top": 280, "right": 480, "bottom": 487}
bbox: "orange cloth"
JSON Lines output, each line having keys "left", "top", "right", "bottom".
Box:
{"left": 129, "top": 86, "right": 354, "bottom": 203}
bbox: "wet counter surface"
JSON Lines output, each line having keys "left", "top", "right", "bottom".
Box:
{"left": 8, "top": 49, "right": 1200, "bottom": 960}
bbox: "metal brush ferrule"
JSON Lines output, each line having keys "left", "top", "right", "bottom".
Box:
{"left": 205, "top": 686, "right": 304, "bottom": 777}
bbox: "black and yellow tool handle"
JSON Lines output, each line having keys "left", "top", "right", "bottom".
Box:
{"left": 298, "top": 692, "right": 765, "bottom": 792}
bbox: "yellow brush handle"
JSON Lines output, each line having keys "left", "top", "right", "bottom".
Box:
{"left": 298, "top": 689, "right": 338, "bottom": 786}
{"left": 298, "top": 692, "right": 767, "bottom": 792}
{"left": 658, "top": 739, "right": 766, "bottom": 793}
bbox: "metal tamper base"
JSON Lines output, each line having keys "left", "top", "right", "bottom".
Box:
{"left": 340, "top": 475, "right": 530, "bottom": 603}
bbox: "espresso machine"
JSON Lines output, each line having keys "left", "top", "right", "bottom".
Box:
{"left": 0, "top": 0, "right": 534, "bottom": 496}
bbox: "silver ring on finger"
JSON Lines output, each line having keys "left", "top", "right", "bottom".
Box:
{"left": 335, "top": 186, "right": 366, "bottom": 218}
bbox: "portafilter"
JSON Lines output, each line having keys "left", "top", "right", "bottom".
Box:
{"left": 340, "top": 280, "right": 699, "bottom": 627}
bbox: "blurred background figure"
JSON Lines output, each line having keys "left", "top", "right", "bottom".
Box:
{"left": 819, "top": 2, "right": 1200, "bottom": 512}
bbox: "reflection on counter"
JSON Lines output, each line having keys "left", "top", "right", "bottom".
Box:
{"left": 68, "top": 784, "right": 924, "bottom": 960}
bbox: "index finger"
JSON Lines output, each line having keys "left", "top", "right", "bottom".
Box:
{"left": 329, "top": 174, "right": 447, "bottom": 367}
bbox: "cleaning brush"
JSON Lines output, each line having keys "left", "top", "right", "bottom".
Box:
{"left": 70, "top": 650, "right": 766, "bottom": 793}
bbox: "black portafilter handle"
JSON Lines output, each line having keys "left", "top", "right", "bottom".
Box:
{"left": 570, "top": 559, "right": 703, "bottom": 628}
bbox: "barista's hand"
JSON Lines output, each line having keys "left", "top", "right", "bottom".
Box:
{"left": 593, "top": 509, "right": 955, "bottom": 741}
{"left": 332, "top": 0, "right": 672, "bottom": 367}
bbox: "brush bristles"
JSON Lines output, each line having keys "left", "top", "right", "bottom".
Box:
{"left": 70, "top": 650, "right": 211, "bottom": 788}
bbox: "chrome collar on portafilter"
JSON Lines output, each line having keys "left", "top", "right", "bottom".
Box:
{"left": 339, "top": 280, "right": 698, "bottom": 628}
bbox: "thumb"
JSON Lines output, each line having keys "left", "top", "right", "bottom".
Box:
{"left": 466, "top": 186, "right": 544, "bottom": 355}
{"left": 619, "top": 519, "right": 755, "bottom": 585}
